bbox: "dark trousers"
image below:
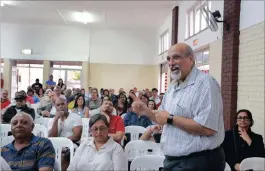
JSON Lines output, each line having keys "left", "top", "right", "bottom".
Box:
{"left": 163, "top": 147, "right": 225, "bottom": 171}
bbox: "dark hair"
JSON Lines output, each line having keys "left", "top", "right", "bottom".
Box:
{"left": 152, "top": 88, "right": 158, "bottom": 92}
{"left": 27, "top": 89, "right": 34, "bottom": 94}
{"left": 73, "top": 94, "right": 85, "bottom": 109}
{"left": 141, "top": 94, "right": 149, "bottom": 100}
{"left": 89, "top": 114, "right": 109, "bottom": 128}
{"left": 36, "top": 78, "right": 39, "bottom": 82}
{"left": 103, "top": 89, "right": 109, "bottom": 95}
{"left": 148, "top": 100, "right": 157, "bottom": 110}
{"left": 236, "top": 109, "right": 254, "bottom": 127}
{"left": 36, "top": 88, "right": 45, "bottom": 96}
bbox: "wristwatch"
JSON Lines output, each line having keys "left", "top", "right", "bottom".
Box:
{"left": 167, "top": 114, "right": 174, "bottom": 125}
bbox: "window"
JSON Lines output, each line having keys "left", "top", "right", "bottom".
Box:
{"left": 11, "top": 63, "right": 44, "bottom": 98}
{"left": 159, "top": 30, "right": 170, "bottom": 55}
{"left": 185, "top": 0, "right": 211, "bottom": 39}
{"left": 52, "top": 65, "right": 82, "bottom": 90}
{"left": 195, "top": 50, "right": 209, "bottom": 66}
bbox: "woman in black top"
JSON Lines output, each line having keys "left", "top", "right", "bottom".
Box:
{"left": 221, "top": 109, "right": 265, "bottom": 171}
{"left": 57, "top": 78, "right": 66, "bottom": 91}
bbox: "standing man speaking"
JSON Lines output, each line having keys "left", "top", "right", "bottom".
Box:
{"left": 132, "top": 43, "right": 225, "bottom": 171}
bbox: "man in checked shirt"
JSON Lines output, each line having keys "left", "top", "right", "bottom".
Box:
{"left": 132, "top": 43, "right": 225, "bottom": 171}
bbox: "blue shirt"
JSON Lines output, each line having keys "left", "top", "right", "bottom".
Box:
{"left": 1, "top": 135, "right": 55, "bottom": 171}
{"left": 160, "top": 66, "right": 224, "bottom": 156}
{"left": 46, "top": 80, "right": 56, "bottom": 86}
{"left": 124, "top": 112, "right": 153, "bottom": 128}
{"left": 33, "top": 95, "right": 40, "bottom": 103}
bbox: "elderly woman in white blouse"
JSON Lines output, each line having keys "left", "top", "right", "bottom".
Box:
{"left": 67, "top": 114, "right": 127, "bottom": 171}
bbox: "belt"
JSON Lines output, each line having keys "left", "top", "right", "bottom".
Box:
{"left": 165, "top": 146, "right": 221, "bottom": 161}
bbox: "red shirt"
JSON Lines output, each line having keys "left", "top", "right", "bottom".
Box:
{"left": 108, "top": 115, "right": 125, "bottom": 134}
{"left": 26, "top": 96, "right": 34, "bottom": 104}
{"left": 1, "top": 99, "right": 10, "bottom": 109}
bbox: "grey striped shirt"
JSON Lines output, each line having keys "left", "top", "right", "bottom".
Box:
{"left": 160, "top": 67, "right": 224, "bottom": 157}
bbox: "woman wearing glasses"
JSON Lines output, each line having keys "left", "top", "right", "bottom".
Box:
{"left": 221, "top": 109, "right": 265, "bottom": 171}
{"left": 67, "top": 114, "right": 127, "bottom": 171}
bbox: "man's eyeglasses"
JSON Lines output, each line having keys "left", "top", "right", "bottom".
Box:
{"left": 237, "top": 116, "right": 249, "bottom": 121}
{"left": 91, "top": 126, "right": 108, "bottom": 133}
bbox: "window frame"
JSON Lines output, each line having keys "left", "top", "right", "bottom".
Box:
{"left": 158, "top": 30, "right": 170, "bottom": 55}
{"left": 185, "top": 0, "right": 211, "bottom": 40}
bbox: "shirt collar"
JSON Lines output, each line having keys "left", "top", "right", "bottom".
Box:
{"left": 174, "top": 66, "right": 198, "bottom": 89}
{"left": 87, "top": 136, "right": 115, "bottom": 149}
{"left": 7, "top": 134, "right": 39, "bottom": 151}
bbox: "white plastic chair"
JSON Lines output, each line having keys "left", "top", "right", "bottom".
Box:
{"left": 240, "top": 157, "right": 265, "bottom": 171}
{"left": 125, "top": 140, "right": 162, "bottom": 161}
{"left": 0, "top": 124, "right": 11, "bottom": 138}
{"left": 33, "top": 124, "right": 48, "bottom": 138}
{"left": 125, "top": 126, "right": 147, "bottom": 141}
{"left": 34, "top": 117, "right": 51, "bottom": 128}
{"left": 225, "top": 162, "right": 231, "bottom": 171}
{"left": 1, "top": 136, "right": 14, "bottom": 147}
{"left": 130, "top": 155, "right": 165, "bottom": 171}
{"left": 31, "top": 103, "right": 41, "bottom": 119}
{"left": 48, "top": 137, "right": 74, "bottom": 171}
{"left": 81, "top": 118, "right": 90, "bottom": 141}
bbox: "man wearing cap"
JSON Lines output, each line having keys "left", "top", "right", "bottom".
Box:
{"left": 2, "top": 91, "right": 35, "bottom": 123}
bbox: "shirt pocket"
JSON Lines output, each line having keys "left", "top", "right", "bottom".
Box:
{"left": 175, "top": 88, "right": 196, "bottom": 118}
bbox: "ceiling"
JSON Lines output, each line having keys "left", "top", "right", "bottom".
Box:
{"left": 0, "top": 1, "right": 177, "bottom": 29}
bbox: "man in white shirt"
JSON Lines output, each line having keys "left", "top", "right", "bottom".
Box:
{"left": 48, "top": 97, "right": 82, "bottom": 170}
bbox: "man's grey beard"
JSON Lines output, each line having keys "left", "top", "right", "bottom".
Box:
{"left": 171, "top": 70, "right": 182, "bottom": 81}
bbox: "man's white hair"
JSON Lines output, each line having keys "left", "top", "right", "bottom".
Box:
{"left": 10, "top": 112, "right": 34, "bottom": 125}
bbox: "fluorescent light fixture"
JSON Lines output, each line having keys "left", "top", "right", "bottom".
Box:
{"left": 22, "top": 49, "right": 32, "bottom": 55}
{"left": 0, "top": 2, "right": 4, "bottom": 6}
{"left": 0, "top": 1, "right": 14, "bottom": 6}
{"left": 75, "top": 11, "right": 93, "bottom": 24}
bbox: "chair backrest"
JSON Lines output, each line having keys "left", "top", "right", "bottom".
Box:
{"left": 81, "top": 118, "right": 90, "bottom": 140}
{"left": 240, "top": 157, "right": 265, "bottom": 171}
{"left": 125, "top": 126, "right": 147, "bottom": 141}
{"left": 34, "top": 117, "right": 51, "bottom": 128}
{"left": 48, "top": 137, "right": 74, "bottom": 171}
{"left": 130, "top": 155, "right": 165, "bottom": 171}
{"left": 0, "top": 136, "right": 14, "bottom": 147}
{"left": 225, "top": 162, "right": 231, "bottom": 171}
{"left": 33, "top": 124, "right": 48, "bottom": 138}
{"left": 31, "top": 103, "right": 41, "bottom": 119}
{"left": 125, "top": 140, "right": 162, "bottom": 161}
{"left": 0, "top": 124, "right": 11, "bottom": 138}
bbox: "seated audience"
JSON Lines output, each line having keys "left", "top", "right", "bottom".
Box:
{"left": 46, "top": 75, "right": 56, "bottom": 90}
{"left": 37, "top": 88, "right": 45, "bottom": 98}
{"left": 20, "top": 90, "right": 34, "bottom": 104}
{"left": 37, "top": 91, "right": 57, "bottom": 117}
{"left": 0, "top": 156, "right": 11, "bottom": 171}
{"left": 156, "top": 93, "right": 164, "bottom": 108}
{"left": 1, "top": 112, "right": 55, "bottom": 171}
{"left": 54, "top": 85, "right": 66, "bottom": 100}
{"left": 115, "top": 93, "right": 128, "bottom": 116}
{"left": 221, "top": 109, "right": 265, "bottom": 171}
{"left": 48, "top": 97, "right": 82, "bottom": 171}
{"left": 57, "top": 78, "right": 66, "bottom": 92}
{"left": 48, "top": 97, "right": 82, "bottom": 143}
{"left": 109, "top": 89, "right": 118, "bottom": 105}
{"left": 71, "top": 94, "right": 89, "bottom": 118}
{"left": 124, "top": 104, "right": 152, "bottom": 128}
{"left": 86, "top": 88, "right": 101, "bottom": 110}
{"left": 31, "top": 78, "right": 43, "bottom": 93}
{"left": 3, "top": 92, "right": 35, "bottom": 123}
{"left": 65, "top": 89, "right": 72, "bottom": 101}
{"left": 140, "top": 125, "right": 162, "bottom": 143}
{"left": 90, "top": 95, "right": 117, "bottom": 116}
{"left": 140, "top": 94, "right": 149, "bottom": 105}
{"left": 27, "top": 88, "right": 40, "bottom": 104}
{"left": 1, "top": 89, "right": 11, "bottom": 112}
{"left": 149, "top": 88, "right": 160, "bottom": 106}
{"left": 68, "top": 88, "right": 81, "bottom": 104}
{"left": 100, "top": 99, "right": 125, "bottom": 143}
{"left": 39, "top": 89, "right": 52, "bottom": 108}
{"left": 67, "top": 114, "right": 127, "bottom": 171}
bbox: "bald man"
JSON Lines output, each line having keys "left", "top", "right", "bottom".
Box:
{"left": 132, "top": 43, "right": 225, "bottom": 171}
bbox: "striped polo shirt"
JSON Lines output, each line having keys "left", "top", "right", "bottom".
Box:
{"left": 1, "top": 134, "right": 55, "bottom": 171}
